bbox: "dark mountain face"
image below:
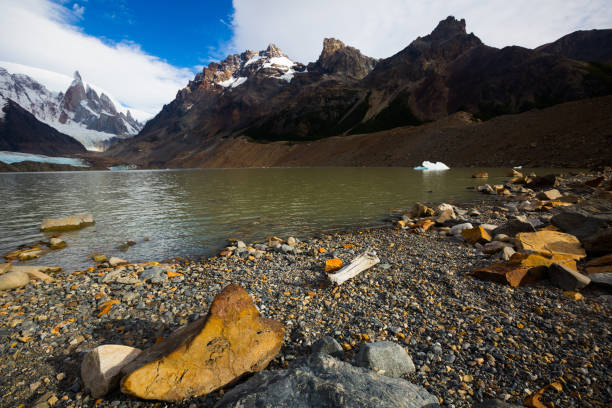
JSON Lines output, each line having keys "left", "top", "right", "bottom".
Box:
{"left": 106, "top": 16, "right": 612, "bottom": 167}
{"left": 535, "top": 29, "right": 612, "bottom": 64}
{"left": 0, "top": 99, "right": 87, "bottom": 155}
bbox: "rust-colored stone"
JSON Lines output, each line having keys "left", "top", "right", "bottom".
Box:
{"left": 462, "top": 226, "right": 491, "bottom": 244}
{"left": 415, "top": 219, "right": 435, "bottom": 231}
{"left": 515, "top": 231, "right": 586, "bottom": 261}
{"left": 325, "top": 258, "right": 343, "bottom": 273}
{"left": 120, "top": 284, "right": 284, "bottom": 401}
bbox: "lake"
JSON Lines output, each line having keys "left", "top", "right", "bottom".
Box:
{"left": 0, "top": 167, "right": 554, "bottom": 271}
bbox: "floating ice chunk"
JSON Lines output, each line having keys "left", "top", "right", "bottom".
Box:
{"left": 513, "top": 165, "right": 522, "bottom": 169}
{"left": 414, "top": 161, "right": 450, "bottom": 171}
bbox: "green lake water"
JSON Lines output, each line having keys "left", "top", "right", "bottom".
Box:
{"left": 0, "top": 167, "right": 563, "bottom": 271}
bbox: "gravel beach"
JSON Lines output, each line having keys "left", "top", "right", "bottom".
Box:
{"left": 1, "top": 169, "right": 611, "bottom": 408}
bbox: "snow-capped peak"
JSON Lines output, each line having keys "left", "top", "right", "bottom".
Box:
{"left": 72, "top": 70, "right": 83, "bottom": 85}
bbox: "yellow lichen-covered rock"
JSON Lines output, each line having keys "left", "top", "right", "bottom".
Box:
{"left": 40, "top": 213, "right": 94, "bottom": 231}
{"left": 515, "top": 231, "right": 586, "bottom": 261}
{"left": 325, "top": 258, "right": 343, "bottom": 273}
{"left": 120, "top": 284, "right": 284, "bottom": 401}
{"left": 462, "top": 226, "right": 492, "bottom": 244}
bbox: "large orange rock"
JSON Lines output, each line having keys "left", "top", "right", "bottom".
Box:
{"left": 515, "top": 231, "right": 586, "bottom": 261}
{"left": 325, "top": 258, "right": 343, "bottom": 273}
{"left": 462, "top": 226, "right": 492, "bottom": 244}
{"left": 120, "top": 284, "right": 284, "bottom": 401}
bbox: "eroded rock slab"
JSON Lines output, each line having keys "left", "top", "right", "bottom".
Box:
{"left": 515, "top": 231, "right": 586, "bottom": 261}
{"left": 214, "top": 353, "right": 439, "bottom": 408}
{"left": 0, "top": 271, "right": 30, "bottom": 290}
{"left": 81, "top": 345, "right": 142, "bottom": 398}
{"left": 120, "top": 284, "right": 284, "bottom": 401}
{"left": 40, "top": 213, "right": 94, "bottom": 231}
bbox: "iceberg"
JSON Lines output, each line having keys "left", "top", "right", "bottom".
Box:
{"left": 413, "top": 161, "right": 450, "bottom": 171}
{"left": 0, "top": 151, "right": 89, "bottom": 167}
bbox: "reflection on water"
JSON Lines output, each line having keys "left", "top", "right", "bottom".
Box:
{"left": 0, "top": 167, "right": 554, "bottom": 271}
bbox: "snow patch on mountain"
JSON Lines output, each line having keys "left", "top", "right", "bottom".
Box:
{"left": 0, "top": 151, "right": 89, "bottom": 167}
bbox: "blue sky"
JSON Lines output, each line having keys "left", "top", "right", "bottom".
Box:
{"left": 1, "top": 0, "right": 611, "bottom": 116}
{"left": 65, "top": 0, "right": 234, "bottom": 67}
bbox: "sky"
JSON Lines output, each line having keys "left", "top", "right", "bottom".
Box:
{"left": 0, "top": 0, "right": 611, "bottom": 117}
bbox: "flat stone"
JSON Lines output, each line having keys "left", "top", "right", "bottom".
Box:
{"left": 516, "top": 231, "right": 586, "bottom": 261}
{"left": 589, "top": 273, "right": 612, "bottom": 288}
{"left": 139, "top": 266, "right": 166, "bottom": 284}
{"left": 81, "top": 345, "right": 142, "bottom": 398}
{"left": 536, "top": 189, "right": 562, "bottom": 201}
{"left": 0, "top": 271, "right": 30, "bottom": 290}
{"left": 471, "top": 252, "right": 564, "bottom": 287}
{"left": 92, "top": 254, "right": 107, "bottom": 263}
{"left": 449, "top": 223, "right": 473, "bottom": 236}
{"left": 582, "top": 228, "right": 612, "bottom": 256}
{"left": 214, "top": 353, "right": 438, "bottom": 408}
{"left": 355, "top": 341, "right": 415, "bottom": 378}
{"left": 24, "top": 270, "right": 54, "bottom": 283}
{"left": 108, "top": 257, "right": 127, "bottom": 267}
{"left": 547, "top": 263, "right": 590, "bottom": 291}
{"left": 586, "top": 254, "right": 612, "bottom": 267}
{"left": 324, "top": 258, "right": 343, "bottom": 273}
{"left": 472, "top": 172, "right": 488, "bottom": 178}
{"left": 49, "top": 238, "right": 66, "bottom": 250}
{"left": 120, "top": 284, "right": 284, "bottom": 401}
{"left": 0, "top": 263, "right": 10, "bottom": 274}
{"left": 40, "top": 213, "right": 94, "bottom": 231}
{"left": 492, "top": 219, "right": 536, "bottom": 237}
{"left": 551, "top": 210, "right": 611, "bottom": 240}
{"left": 434, "top": 209, "right": 455, "bottom": 225}
{"left": 483, "top": 241, "right": 511, "bottom": 254}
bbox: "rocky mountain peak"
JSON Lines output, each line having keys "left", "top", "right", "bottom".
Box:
{"left": 72, "top": 70, "right": 83, "bottom": 85}
{"left": 429, "top": 16, "right": 467, "bottom": 41}
{"left": 265, "top": 43, "right": 284, "bottom": 58}
{"left": 308, "top": 38, "right": 377, "bottom": 79}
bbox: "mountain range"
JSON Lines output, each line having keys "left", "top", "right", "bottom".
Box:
{"left": 104, "top": 17, "right": 612, "bottom": 168}
{"left": 0, "top": 66, "right": 144, "bottom": 152}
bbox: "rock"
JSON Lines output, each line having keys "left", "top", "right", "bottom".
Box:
{"left": 589, "top": 273, "right": 612, "bottom": 288}
{"left": 281, "top": 244, "right": 295, "bottom": 254}
{"left": 355, "top": 341, "right": 415, "bottom": 378}
{"left": 120, "top": 284, "right": 284, "bottom": 401}
{"left": 586, "top": 254, "right": 612, "bottom": 267}
{"left": 582, "top": 228, "right": 612, "bottom": 256}
{"left": 480, "top": 223, "right": 498, "bottom": 232}
{"left": 18, "top": 249, "right": 43, "bottom": 261}
{"left": 515, "top": 231, "right": 586, "bottom": 261}
{"left": 415, "top": 219, "right": 435, "bottom": 231}
{"left": 434, "top": 209, "right": 455, "bottom": 225}
{"left": 214, "top": 353, "right": 438, "bottom": 408}
{"left": 411, "top": 203, "right": 434, "bottom": 218}
{"left": 483, "top": 241, "right": 511, "bottom": 254}
{"left": 325, "top": 258, "right": 343, "bottom": 273}
{"left": 108, "top": 257, "right": 127, "bottom": 267}
{"left": 550, "top": 210, "right": 611, "bottom": 240}
{"left": 508, "top": 169, "right": 523, "bottom": 177}
{"left": 91, "top": 254, "right": 107, "bottom": 263}
{"left": 310, "top": 336, "right": 343, "bottom": 357}
{"left": 40, "top": 213, "right": 94, "bottom": 231}
{"left": 494, "top": 234, "right": 512, "bottom": 242}
{"left": 462, "top": 226, "right": 492, "bottom": 244}
{"left": 9, "top": 265, "right": 61, "bottom": 274}
{"left": 471, "top": 253, "right": 567, "bottom": 287}
{"left": 436, "top": 203, "right": 454, "bottom": 214}
{"left": 526, "top": 174, "right": 559, "bottom": 189}
{"left": 0, "top": 271, "right": 30, "bottom": 290}
{"left": 547, "top": 263, "right": 591, "bottom": 291}
{"left": 287, "top": 237, "right": 298, "bottom": 247}
{"left": 472, "top": 172, "right": 488, "bottom": 178}
{"left": 500, "top": 246, "right": 516, "bottom": 261}
{"left": 584, "top": 176, "right": 605, "bottom": 187}
{"left": 24, "top": 270, "right": 54, "bottom": 282}
{"left": 474, "top": 399, "right": 522, "bottom": 408}
{"left": 49, "top": 238, "right": 66, "bottom": 250}
{"left": 139, "top": 266, "right": 166, "bottom": 284}
{"left": 492, "top": 219, "right": 536, "bottom": 237}
{"left": 536, "top": 189, "right": 562, "bottom": 201}
{"left": 449, "top": 223, "right": 473, "bottom": 236}
{"left": 81, "top": 345, "right": 142, "bottom": 398}
{"left": 477, "top": 184, "right": 495, "bottom": 194}
{"left": 236, "top": 241, "right": 247, "bottom": 249}
{"left": 0, "top": 263, "right": 10, "bottom": 274}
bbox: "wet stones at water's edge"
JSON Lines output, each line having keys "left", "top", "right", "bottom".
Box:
{"left": 0, "top": 167, "right": 611, "bottom": 407}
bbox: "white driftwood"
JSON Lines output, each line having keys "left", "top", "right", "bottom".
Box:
{"left": 328, "top": 251, "right": 380, "bottom": 285}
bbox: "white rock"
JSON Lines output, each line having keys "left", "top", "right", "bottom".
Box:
{"left": 436, "top": 203, "right": 455, "bottom": 214}
{"left": 81, "top": 345, "right": 142, "bottom": 398}
{"left": 0, "top": 271, "right": 30, "bottom": 290}
{"left": 449, "top": 223, "right": 473, "bottom": 236}
{"left": 500, "top": 246, "right": 516, "bottom": 261}
{"left": 108, "top": 257, "right": 128, "bottom": 267}
{"left": 479, "top": 224, "right": 498, "bottom": 232}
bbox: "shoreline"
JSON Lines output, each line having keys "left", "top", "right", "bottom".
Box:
{"left": 0, "top": 168, "right": 611, "bottom": 407}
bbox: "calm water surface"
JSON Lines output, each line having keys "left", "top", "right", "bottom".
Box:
{"left": 0, "top": 167, "right": 556, "bottom": 271}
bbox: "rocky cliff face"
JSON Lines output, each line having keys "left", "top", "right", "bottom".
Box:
{"left": 0, "top": 68, "right": 143, "bottom": 151}
{"left": 0, "top": 97, "right": 86, "bottom": 156}
{"left": 535, "top": 29, "right": 612, "bottom": 64}
{"left": 106, "top": 16, "right": 612, "bottom": 168}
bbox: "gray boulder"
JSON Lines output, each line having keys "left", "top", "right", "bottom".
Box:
{"left": 582, "top": 227, "right": 612, "bottom": 256}
{"left": 550, "top": 210, "right": 611, "bottom": 240}
{"left": 547, "top": 263, "right": 590, "bottom": 291}
{"left": 355, "top": 341, "right": 415, "bottom": 378}
{"left": 491, "top": 218, "right": 536, "bottom": 237}
{"left": 139, "top": 267, "right": 167, "bottom": 284}
{"left": 214, "top": 353, "right": 439, "bottom": 408}
{"left": 310, "top": 336, "right": 343, "bottom": 357}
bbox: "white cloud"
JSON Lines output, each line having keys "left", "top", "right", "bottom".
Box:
{"left": 0, "top": 0, "right": 194, "bottom": 116}
{"left": 228, "top": 0, "right": 612, "bottom": 63}
{"left": 72, "top": 3, "right": 85, "bottom": 19}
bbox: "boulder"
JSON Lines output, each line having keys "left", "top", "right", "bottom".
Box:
{"left": 310, "top": 336, "right": 343, "bottom": 357}
{"left": 9, "top": 265, "right": 61, "bottom": 274}
{"left": 515, "top": 231, "right": 586, "bottom": 261}
{"left": 536, "top": 189, "right": 562, "bottom": 201}
{"left": 214, "top": 353, "right": 439, "bottom": 408}
{"left": 0, "top": 263, "right": 10, "bottom": 274}
{"left": 472, "top": 172, "right": 488, "bottom": 178}
{"left": 23, "top": 270, "right": 54, "bottom": 282}
{"left": 91, "top": 254, "right": 107, "bottom": 263}
{"left": 411, "top": 203, "right": 434, "bottom": 218}
{"left": 449, "top": 223, "right": 473, "bottom": 236}
{"left": 139, "top": 266, "right": 167, "bottom": 284}
{"left": 582, "top": 228, "right": 612, "bottom": 256}
{"left": 547, "top": 263, "right": 590, "bottom": 291}
{"left": 120, "top": 284, "right": 284, "bottom": 401}
{"left": 0, "top": 271, "right": 30, "bottom": 290}
{"left": 436, "top": 203, "right": 454, "bottom": 214}
{"left": 589, "top": 273, "right": 612, "bottom": 289}
{"left": 49, "top": 238, "right": 66, "bottom": 250}
{"left": 500, "top": 246, "right": 516, "bottom": 261}
{"left": 108, "top": 257, "right": 127, "bottom": 267}
{"left": 434, "top": 209, "right": 455, "bottom": 225}
{"left": 18, "top": 249, "right": 44, "bottom": 261}
{"left": 462, "top": 226, "right": 492, "bottom": 244}
{"left": 492, "top": 219, "right": 536, "bottom": 237}
{"left": 483, "top": 241, "right": 511, "bottom": 254}
{"left": 40, "top": 213, "right": 94, "bottom": 231}
{"left": 550, "top": 210, "right": 611, "bottom": 240}
{"left": 477, "top": 184, "right": 495, "bottom": 194}
{"left": 81, "top": 345, "right": 142, "bottom": 398}
{"left": 586, "top": 254, "right": 612, "bottom": 266}
{"left": 355, "top": 341, "right": 415, "bottom": 378}
{"left": 526, "top": 174, "right": 559, "bottom": 189}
